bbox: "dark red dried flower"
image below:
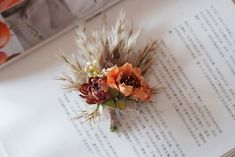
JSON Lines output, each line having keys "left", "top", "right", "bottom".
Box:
{"left": 79, "top": 77, "right": 110, "bottom": 104}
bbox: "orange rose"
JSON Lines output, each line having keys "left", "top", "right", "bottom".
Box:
{"left": 106, "top": 63, "right": 152, "bottom": 101}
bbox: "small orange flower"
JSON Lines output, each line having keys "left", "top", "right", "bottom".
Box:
{"left": 107, "top": 63, "right": 152, "bottom": 101}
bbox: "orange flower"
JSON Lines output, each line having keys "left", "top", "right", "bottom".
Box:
{"left": 106, "top": 63, "right": 152, "bottom": 101}
{"left": 0, "top": 21, "right": 10, "bottom": 48}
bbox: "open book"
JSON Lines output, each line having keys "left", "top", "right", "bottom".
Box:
{"left": 0, "top": 0, "right": 121, "bottom": 67}
{"left": 0, "top": 0, "right": 235, "bottom": 157}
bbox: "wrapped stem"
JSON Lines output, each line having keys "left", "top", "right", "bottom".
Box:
{"left": 109, "top": 109, "right": 118, "bottom": 132}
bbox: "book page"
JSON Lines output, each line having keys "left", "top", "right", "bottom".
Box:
{"left": 58, "top": 0, "right": 235, "bottom": 157}
{"left": 0, "top": 142, "right": 9, "bottom": 157}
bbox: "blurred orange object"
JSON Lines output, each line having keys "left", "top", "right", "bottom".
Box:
{"left": 0, "top": 51, "right": 8, "bottom": 64}
{"left": 0, "top": 21, "right": 10, "bottom": 48}
{"left": 0, "top": 0, "right": 23, "bottom": 12}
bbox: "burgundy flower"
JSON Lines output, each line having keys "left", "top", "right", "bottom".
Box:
{"left": 79, "top": 77, "right": 110, "bottom": 104}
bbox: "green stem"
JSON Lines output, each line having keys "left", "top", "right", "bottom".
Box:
{"left": 96, "top": 104, "right": 100, "bottom": 110}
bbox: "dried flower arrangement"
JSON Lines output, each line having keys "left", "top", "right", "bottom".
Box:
{"left": 59, "top": 12, "right": 159, "bottom": 132}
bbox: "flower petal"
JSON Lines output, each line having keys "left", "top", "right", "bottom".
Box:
{"left": 120, "top": 63, "right": 133, "bottom": 75}
{"left": 107, "top": 66, "right": 119, "bottom": 90}
{"left": 132, "top": 87, "right": 151, "bottom": 101}
{"left": 118, "top": 83, "right": 133, "bottom": 96}
{"left": 79, "top": 83, "right": 90, "bottom": 95}
{"left": 116, "top": 71, "right": 123, "bottom": 83}
{"left": 132, "top": 67, "right": 142, "bottom": 78}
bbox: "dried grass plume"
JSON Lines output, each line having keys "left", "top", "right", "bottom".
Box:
{"left": 59, "top": 11, "right": 159, "bottom": 92}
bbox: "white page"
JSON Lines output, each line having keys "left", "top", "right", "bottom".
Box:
{"left": 0, "top": 0, "right": 235, "bottom": 157}
{"left": 0, "top": 142, "right": 9, "bottom": 157}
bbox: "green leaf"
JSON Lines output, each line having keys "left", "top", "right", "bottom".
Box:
{"left": 109, "top": 88, "right": 119, "bottom": 98}
{"left": 103, "top": 99, "right": 116, "bottom": 109}
{"left": 110, "top": 125, "right": 118, "bottom": 132}
{"left": 116, "top": 99, "right": 126, "bottom": 110}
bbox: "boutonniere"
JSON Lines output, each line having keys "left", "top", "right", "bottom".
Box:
{"left": 59, "top": 12, "right": 160, "bottom": 132}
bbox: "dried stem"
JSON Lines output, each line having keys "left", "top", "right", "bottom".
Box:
{"left": 73, "top": 104, "right": 101, "bottom": 122}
